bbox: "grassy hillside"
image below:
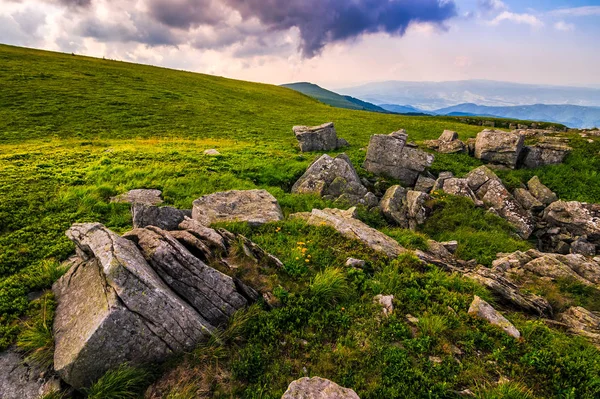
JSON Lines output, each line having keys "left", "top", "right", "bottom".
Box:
{"left": 1, "top": 44, "right": 600, "bottom": 398}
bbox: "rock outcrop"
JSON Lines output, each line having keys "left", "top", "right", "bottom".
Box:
{"left": 293, "top": 122, "right": 348, "bottom": 152}
{"left": 304, "top": 207, "right": 406, "bottom": 258}
{"left": 474, "top": 130, "right": 524, "bottom": 169}
{"left": 465, "top": 166, "right": 534, "bottom": 239}
{"left": 0, "top": 349, "right": 59, "bottom": 399}
{"left": 110, "top": 189, "right": 163, "bottom": 206}
{"left": 132, "top": 204, "right": 191, "bottom": 230}
{"left": 363, "top": 130, "right": 434, "bottom": 186}
{"left": 291, "top": 154, "right": 375, "bottom": 206}
{"left": 425, "top": 130, "right": 467, "bottom": 154}
{"left": 558, "top": 307, "right": 600, "bottom": 348}
{"left": 282, "top": 377, "right": 360, "bottom": 399}
{"left": 521, "top": 137, "right": 572, "bottom": 168}
{"left": 192, "top": 189, "right": 283, "bottom": 226}
{"left": 468, "top": 296, "right": 521, "bottom": 338}
{"left": 374, "top": 295, "right": 394, "bottom": 317}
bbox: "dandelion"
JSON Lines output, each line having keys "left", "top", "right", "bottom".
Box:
{"left": 295, "top": 257, "right": 300, "bottom": 260}
{"left": 305, "top": 259, "right": 310, "bottom": 263}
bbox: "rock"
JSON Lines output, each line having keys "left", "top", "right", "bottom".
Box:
{"left": 465, "top": 267, "right": 552, "bottom": 317}
{"left": 374, "top": 294, "right": 394, "bottom": 316}
{"left": 192, "top": 189, "right": 283, "bottom": 226}
{"left": 432, "top": 171, "right": 454, "bottom": 191}
{"left": 474, "top": 130, "right": 525, "bottom": 169}
{"left": 414, "top": 175, "right": 436, "bottom": 193}
{"left": 110, "top": 189, "right": 163, "bottom": 206}
{"left": 523, "top": 256, "right": 593, "bottom": 285}
{"left": 468, "top": 296, "right": 521, "bottom": 338}
{"left": 379, "top": 185, "right": 408, "bottom": 227}
{"left": 441, "top": 178, "right": 480, "bottom": 205}
{"left": 520, "top": 138, "right": 572, "bottom": 168}
{"left": 466, "top": 166, "right": 534, "bottom": 239}
{"left": 291, "top": 154, "right": 371, "bottom": 206}
{"left": 440, "top": 130, "right": 459, "bottom": 142}
{"left": 527, "top": 176, "right": 558, "bottom": 205}
{"left": 178, "top": 217, "right": 227, "bottom": 252}
{"left": 54, "top": 224, "right": 213, "bottom": 389}
{"left": 282, "top": 377, "right": 360, "bottom": 399}
{"left": 132, "top": 204, "right": 191, "bottom": 231}
{"left": 123, "top": 226, "right": 254, "bottom": 327}
{"left": 203, "top": 149, "right": 221, "bottom": 156}
{"left": 406, "top": 191, "right": 432, "bottom": 230}
{"left": 514, "top": 188, "right": 545, "bottom": 212}
{"left": 571, "top": 238, "right": 596, "bottom": 256}
{"left": 306, "top": 208, "right": 406, "bottom": 258}
{"left": 466, "top": 138, "right": 476, "bottom": 156}
{"left": 293, "top": 122, "right": 347, "bottom": 152}
{"left": 363, "top": 130, "right": 434, "bottom": 186}
{"left": 558, "top": 307, "right": 600, "bottom": 348}
{"left": 543, "top": 201, "right": 600, "bottom": 239}
{"left": 345, "top": 258, "right": 366, "bottom": 268}
{"left": 0, "top": 348, "right": 53, "bottom": 399}
{"left": 441, "top": 241, "right": 459, "bottom": 253}
{"left": 438, "top": 140, "right": 467, "bottom": 154}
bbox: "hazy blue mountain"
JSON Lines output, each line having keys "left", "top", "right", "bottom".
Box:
{"left": 340, "top": 80, "right": 600, "bottom": 110}
{"left": 434, "top": 103, "right": 600, "bottom": 129}
{"left": 281, "top": 82, "right": 389, "bottom": 113}
{"left": 378, "top": 104, "right": 429, "bottom": 114}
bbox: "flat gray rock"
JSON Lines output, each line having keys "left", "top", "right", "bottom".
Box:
{"left": 282, "top": 377, "right": 360, "bottom": 399}
{"left": 192, "top": 189, "right": 283, "bottom": 226}
{"left": 132, "top": 204, "right": 191, "bottom": 230}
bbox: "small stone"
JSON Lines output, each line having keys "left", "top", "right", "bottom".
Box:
{"left": 282, "top": 377, "right": 360, "bottom": 399}
{"left": 439, "top": 130, "right": 459, "bottom": 142}
{"left": 374, "top": 294, "right": 394, "bottom": 316}
{"left": 429, "top": 356, "right": 443, "bottom": 364}
{"left": 441, "top": 241, "right": 459, "bottom": 253}
{"left": 345, "top": 258, "right": 366, "bottom": 268}
{"left": 406, "top": 314, "right": 420, "bottom": 325}
{"left": 203, "top": 149, "right": 221, "bottom": 156}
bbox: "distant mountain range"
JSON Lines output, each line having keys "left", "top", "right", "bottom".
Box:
{"left": 339, "top": 80, "right": 600, "bottom": 110}
{"left": 283, "top": 80, "right": 600, "bottom": 128}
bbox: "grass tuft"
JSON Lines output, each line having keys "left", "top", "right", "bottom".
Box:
{"left": 86, "top": 364, "right": 151, "bottom": 399}
{"left": 309, "top": 268, "right": 350, "bottom": 305}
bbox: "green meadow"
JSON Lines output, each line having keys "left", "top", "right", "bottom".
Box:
{"left": 1, "top": 44, "right": 600, "bottom": 398}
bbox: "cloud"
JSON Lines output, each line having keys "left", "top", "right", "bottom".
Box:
{"left": 554, "top": 21, "right": 574, "bottom": 32}
{"left": 221, "top": 0, "right": 458, "bottom": 58}
{"left": 549, "top": 6, "right": 600, "bottom": 17}
{"left": 489, "top": 11, "right": 544, "bottom": 28}
{"left": 478, "top": 0, "right": 507, "bottom": 13}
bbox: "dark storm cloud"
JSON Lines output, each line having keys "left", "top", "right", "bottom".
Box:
{"left": 147, "top": 0, "right": 223, "bottom": 29}
{"left": 222, "top": 0, "right": 458, "bottom": 57}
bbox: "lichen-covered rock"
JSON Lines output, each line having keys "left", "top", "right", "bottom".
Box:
{"left": 306, "top": 208, "right": 406, "bottom": 258}
{"left": 514, "top": 188, "right": 544, "bottom": 212}
{"left": 379, "top": 185, "right": 408, "bottom": 227}
{"left": 123, "top": 226, "right": 253, "bottom": 327}
{"left": 0, "top": 348, "right": 58, "bottom": 399}
{"left": 438, "top": 140, "right": 467, "bottom": 154}
{"left": 192, "top": 189, "right": 283, "bottom": 226}
{"left": 558, "top": 307, "right": 600, "bottom": 348}
{"left": 441, "top": 178, "right": 480, "bottom": 205}
{"left": 406, "top": 190, "right": 432, "bottom": 230}
{"left": 527, "top": 176, "right": 557, "bottom": 205}
{"left": 132, "top": 204, "right": 191, "bottom": 230}
{"left": 282, "top": 377, "right": 360, "bottom": 399}
{"left": 474, "top": 130, "right": 525, "bottom": 169}
{"left": 292, "top": 154, "right": 371, "bottom": 206}
{"left": 440, "top": 130, "right": 459, "bottom": 142}
{"left": 468, "top": 296, "right": 521, "bottom": 338}
{"left": 346, "top": 258, "right": 366, "bottom": 268}
{"left": 571, "top": 238, "right": 597, "bottom": 257}
{"left": 414, "top": 174, "right": 436, "bottom": 193}
{"left": 374, "top": 295, "right": 394, "bottom": 316}
{"left": 543, "top": 201, "right": 600, "bottom": 239}
{"left": 363, "top": 131, "right": 434, "bottom": 186}
{"left": 293, "top": 122, "right": 347, "bottom": 152}
{"left": 54, "top": 223, "right": 213, "bottom": 389}
{"left": 110, "top": 189, "right": 163, "bottom": 205}
{"left": 521, "top": 138, "right": 572, "bottom": 168}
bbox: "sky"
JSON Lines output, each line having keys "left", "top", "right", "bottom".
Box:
{"left": 1, "top": 0, "right": 599, "bottom": 88}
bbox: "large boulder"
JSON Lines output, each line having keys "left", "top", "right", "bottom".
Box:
{"left": 514, "top": 188, "right": 544, "bottom": 212}
{"left": 192, "top": 189, "right": 283, "bottom": 226}
{"left": 466, "top": 166, "right": 534, "bottom": 239}
{"left": 110, "top": 189, "right": 163, "bottom": 206}
{"left": 282, "top": 377, "right": 360, "bottom": 399}
{"left": 363, "top": 130, "right": 434, "bottom": 186}
{"left": 379, "top": 185, "right": 408, "bottom": 227}
{"left": 291, "top": 154, "right": 373, "bottom": 206}
{"left": 468, "top": 296, "right": 520, "bottom": 338}
{"left": 123, "top": 226, "right": 254, "bottom": 327}
{"left": 132, "top": 204, "right": 191, "bottom": 230}
{"left": 520, "top": 137, "right": 572, "bottom": 168}
{"left": 293, "top": 122, "right": 348, "bottom": 152}
{"left": 543, "top": 201, "right": 600, "bottom": 239}
{"left": 474, "top": 129, "right": 525, "bottom": 169}
{"left": 54, "top": 223, "right": 214, "bottom": 389}
{"left": 305, "top": 207, "right": 406, "bottom": 258}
